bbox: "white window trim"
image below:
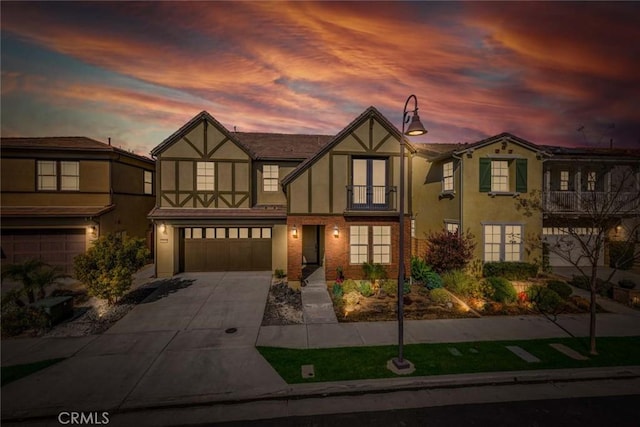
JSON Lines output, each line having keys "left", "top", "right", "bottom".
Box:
{"left": 372, "top": 226, "right": 391, "bottom": 264}
{"left": 349, "top": 225, "right": 369, "bottom": 264}
{"left": 60, "top": 161, "right": 80, "bottom": 191}
{"left": 491, "top": 160, "right": 509, "bottom": 193}
{"left": 442, "top": 161, "right": 454, "bottom": 192}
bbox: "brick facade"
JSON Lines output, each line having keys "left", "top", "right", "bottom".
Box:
{"left": 287, "top": 215, "right": 411, "bottom": 282}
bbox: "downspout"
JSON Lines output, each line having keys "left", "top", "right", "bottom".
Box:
{"left": 452, "top": 153, "right": 463, "bottom": 232}
{"left": 151, "top": 153, "right": 158, "bottom": 278}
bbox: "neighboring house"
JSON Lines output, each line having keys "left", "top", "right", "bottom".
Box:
{"left": 0, "top": 137, "right": 156, "bottom": 274}
{"left": 149, "top": 107, "right": 414, "bottom": 280}
{"left": 412, "top": 133, "right": 547, "bottom": 265}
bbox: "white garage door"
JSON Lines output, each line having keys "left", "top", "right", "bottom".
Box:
{"left": 543, "top": 228, "right": 604, "bottom": 267}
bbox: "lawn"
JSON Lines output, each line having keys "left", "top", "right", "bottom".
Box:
{"left": 257, "top": 336, "right": 640, "bottom": 383}
{"left": 1, "top": 358, "right": 65, "bottom": 387}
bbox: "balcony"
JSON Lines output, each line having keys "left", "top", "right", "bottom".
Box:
{"left": 543, "top": 191, "right": 639, "bottom": 214}
{"left": 346, "top": 185, "right": 396, "bottom": 211}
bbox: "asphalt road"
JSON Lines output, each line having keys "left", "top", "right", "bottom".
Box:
{"left": 213, "top": 394, "right": 640, "bottom": 427}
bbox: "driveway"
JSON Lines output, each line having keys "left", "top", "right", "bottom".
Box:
{"left": 1, "top": 271, "right": 288, "bottom": 419}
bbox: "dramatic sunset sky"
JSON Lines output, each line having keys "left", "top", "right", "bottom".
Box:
{"left": 2, "top": 1, "right": 639, "bottom": 155}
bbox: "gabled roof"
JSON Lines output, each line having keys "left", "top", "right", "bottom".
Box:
{"left": 150, "top": 111, "right": 254, "bottom": 158}
{"left": 0, "top": 137, "right": 153, "bottom": 163}
{"left": 541, "top": 145, "right": 640, "bottom": 159}
{"left": 281, "top": 106, "right": 414, "bottom": 186}
{"left": 235, "top": 132, "right": 333, "bottom": 161}
{"left": 414, "top": 132, "right": 548, "bottom": 162}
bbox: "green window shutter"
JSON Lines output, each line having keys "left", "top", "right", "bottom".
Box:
{"left": 516, "top": 159, "right": 528, "bottom": 193}
{"left": 479, "top": 158, "right": 491, "bottom": 192}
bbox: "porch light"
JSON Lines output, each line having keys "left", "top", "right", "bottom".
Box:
{"left": 391, "top": 94, "right": 427, "bottom": 375}
{"left": 292, "top": 225, "right": 298, "bottom": 238}
{"left": 88, "top": 225, "right": 97, "bottom": 235}
{"left": 160, "top": 222, "right": 167, "bottom": 234}
{"left": 333, "top": 225, "right": 339, "bottom": 238}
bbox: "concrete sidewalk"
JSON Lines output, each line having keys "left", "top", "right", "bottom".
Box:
{"left": 2, "top": 270, "right": 640, "bottom": 425}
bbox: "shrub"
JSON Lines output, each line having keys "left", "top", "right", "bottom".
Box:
{"left": 403, "top": 280, "right": 411, "bottom": 295}
{"left": 274, "top": 269, "right": 286, "bottom": 279}
{"left": 343, "top": 291, "right": 361, "bottom": 312}
{"left": 483, "top": 262, "right": 538, "bottom": 280}
{"left": 429, "top": 288, "right": 452, "bottom": 304}
{"left": 423, "top": 271, "right": 443, "bottom": 290}
{"left": 526, "top": 285, "right": 564, "bottom": 312}
{"left": 609, "top": 241, "right": 635, "bottom": 270}
{"left": 381, "top": 280, "right": 397, "bottom": 296}
{"left": 411, "top": 257, "right": 432, "bottom": 284}
{"left": 359, "top": 280, "right": 374, "bottom": 297}
{"left": 362, "top": 262, "right": 387, "bottom": 281}
{"left": 570, "top": 275, "right": 613, "bottom": 296}
{"left": 342, "top": 279, "right": 359, "bottom": 294}
{"left": 442, "top": 270, "right": 488, "bottom": 299}
{"left": 618, "top": 279, "right": 636, "bottom": 290}
{"left": 546, "top": 280, "right": 572, "bottom": 299}
{"left": 74, "top": 234, "right": 149, "bottom": 305}
{"left": 332, "top": 282, "right": 343, "bottom": 299}
{"left": 569, "top": 275, "right": 590, "bottom": 290}
{"left": 485, "top": 277, "right": 517, "bottom": 303}
{"left": 424, "top": 229, "right": 476, "bottom": 273}
{"left": 466, "top": 259, "right": 484, "bottom": 280}
{"left": 1, "top": 290, "right": 49, "bottom": 336}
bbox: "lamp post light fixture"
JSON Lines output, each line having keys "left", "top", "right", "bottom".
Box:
{"left": 391, "top": 94, "right": 427, "bottom": 373}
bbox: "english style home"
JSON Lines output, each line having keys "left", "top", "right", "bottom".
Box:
{"left": 149, "top": 108, "right": 640, "bottom": 280}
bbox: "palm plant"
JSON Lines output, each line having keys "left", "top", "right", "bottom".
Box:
{"left": 1, "top": 258, "right": 51, "bottom": 303}
{"left": 32, "top": 265, "right": 68, "bottom": 300}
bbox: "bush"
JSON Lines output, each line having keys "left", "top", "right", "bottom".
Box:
{"left": 381, "top": 280, "right": 397, "bottom": 296}
{"left": 274, "top": 269, "right": 286, "bottom": 279}
{"left": 569, "top": 275, "right": 590, "bottom": 290}
{"left": 570, "top": 275, "right": 613, "bottom": 296}
{"left": 485, "top": 277, "right": 517, "bottom": 303}
{"left": 1, "top": 295, "right": 49, "bottom": 337}
{"left": 424, "top": 229, "right": 476, "bottom": 273}
{"left": 342, "top": 279, "right": 359, "bottom": 294}
{"left": 343, "top": 291, "right": 361, "bottom": 312}
{"left": 429, "top": 288, "right": 452, "bottom": 304}
{"left": 359, "top": 281, "right": 374, "bottom": 297}
{"left": 483, "top": 262, "right": 538, "bottom": 280}
{"left": 403, "top": 280, "right": 411, "bottom": 295}
{"left": 546, "top": 280, "right": 572, "bottom": 299}
{"left": 442, "top": 270, "right": 488, "bottom": 299}
{"left": 411, "top": 257, "right": 432, "bottom": 284}
{"left": 618, "top": 279, "right": 636, "bottom": 290}
{"left": 609, "top": 241, "right": 635, "bottom": 270}
{"left": 526, "top": 285, "right": 564, "bottom": 312}
{"left": 423, "top": 271, "right": 443, "bottom": 290}
{"left": 332, "top": 282, "right": 343, "bottom": 299}
{"left": 74, "top": 234, "right": 149, "bottom": 305}
{"left": 362, "top": 262, "right": 387, "bottom": 281}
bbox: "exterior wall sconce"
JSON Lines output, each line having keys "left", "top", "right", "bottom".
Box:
{"left": 292, "top": 225, "right": 298, "bottom": 238}
{"left": 333, "top": 225, "right": 339, "bottom": 238}
{"left": 88, "top": 225, "right": 97, "bottom": 236}
{"left": 160, "top": 222, "right": 167, "bottom": 234}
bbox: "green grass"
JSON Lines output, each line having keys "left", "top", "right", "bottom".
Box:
{"left": 257, "top": 336, "right": 640, "bottom": 383}
{"left": 1, "top": 358, "right": 65, "bottom": 387}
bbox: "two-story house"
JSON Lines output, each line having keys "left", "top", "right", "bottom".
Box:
{"left": 412, "top": 133, "right": 547, "bottom": 265}
{"left": 0, "top": 137, "right": 155, "bottom": 274}
{"left": 149, "top": 107, "right": 414, "bottom": 281}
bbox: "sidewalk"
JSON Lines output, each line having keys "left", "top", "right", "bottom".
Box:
{"left": 2, "top": 270, "right": 640, "bottom": 424}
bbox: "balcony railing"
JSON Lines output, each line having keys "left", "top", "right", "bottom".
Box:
{"left": 346, "top": 185, "right": 396, "bottom": 211}
{"left": 543, "top": 191, "right": 640, "bottom": 214}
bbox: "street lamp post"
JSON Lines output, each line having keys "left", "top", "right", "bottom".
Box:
{"left": 392, "top": 94, "right": 427, "bottom": 372}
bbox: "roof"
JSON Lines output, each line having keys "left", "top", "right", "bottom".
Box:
{"left": 0, "top": 205, "right": 115, "bottom": 218}
{"left": 282, "top": 106, "right": 414, "bottom": 186}
{"left": 235, "top": 132, "right": 333, "bottom": 160}
{"left": 0, "top": 137, "right": 154, "bottom": 164}
{"left": 541, "top": 145, "right": 640, "bottom": 159}
{"left": 148, "top": 207, "right": 286, "bottom": 220}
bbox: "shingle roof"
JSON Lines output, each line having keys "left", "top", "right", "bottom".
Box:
{"left": 0, "top": 137, "right": 154, "bottom": 163}
{"left": 0, "top": 205, "right": 115, "bottom": 217}
{"left": 234, "top": 132, "right": 333, "bottom": 160}
{"left": 148, "top": 207, "right": 286, "bottom": 219}
{"left": 413, "top": 133, "right": 547, "bottom": 161}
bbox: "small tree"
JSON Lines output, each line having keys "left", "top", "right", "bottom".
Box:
{"left": 74, "top": 234, "right": 149, "bottom": 305}
{"left": 1, "top": 258, "right": 47, "bottom": 303}
{"left": 424, "top": 229, "right": 476, "bottom": 274}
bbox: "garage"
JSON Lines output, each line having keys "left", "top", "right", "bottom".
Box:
{"left": 0, "top": 229, "right": 86, "bottom": 274}
{"left": 182, "top": 226, "right": 272, "bottom": 272}
{"left": 543, "top": 227, "right": 604, "bottom": 267}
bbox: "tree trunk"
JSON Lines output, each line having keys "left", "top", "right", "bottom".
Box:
{"left": 589, "top": 265, "right": 598, "bottom": 355}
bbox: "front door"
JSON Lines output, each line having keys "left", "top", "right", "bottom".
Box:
{"left": 302, "top": 225, "right": 320, "bottom": 265}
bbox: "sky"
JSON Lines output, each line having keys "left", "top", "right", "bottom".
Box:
{"left": 2, "top": 1, "right": 639, "bottom": 156}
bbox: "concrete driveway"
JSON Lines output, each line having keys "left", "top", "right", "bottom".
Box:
{"left": 1, "top": 271, "right": 287, "bottom": 419}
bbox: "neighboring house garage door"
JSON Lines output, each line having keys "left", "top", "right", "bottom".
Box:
{"left": 183, "top": 227, "right": 272, "bottom": 272}
{"left": 543, "top": 228, "right": 604, "bottom": 267}
{"left": 1, "top": 229, "right": 86, "bottom": 274}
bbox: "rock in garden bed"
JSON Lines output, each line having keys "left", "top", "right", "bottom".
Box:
{"left": 262, "top": 281, "right": 303, "bottom": 326}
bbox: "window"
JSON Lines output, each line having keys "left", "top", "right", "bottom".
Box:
{"left": 350, "top": 225, "right": 369, "bottom": 264}
{"left": 560, "top": 170, "right": 569, "bottom": 191}
{"left": 192, "top": 228, "right": 203, "bottom": 239}
{"left": 60, "top": 161, "right": 79, "bottom": 191}
{"left": 37, "top": 161, "right": 57, "bottom": 190}
{"left": 351, "top": 158, "right": 387, "bottom": 207}
{"left": 144, "top": 170, "right": 153, "bottom": 194}
{"left": 445, "top": 222, "right": 459, "bottom": 234}
{"left": 196, "top": 162, "right": 215, "bottom": 191}
{"left": 491, "top": 160, "right": 509, "bottom": 192}
{"left": 442, "top": 161, "right": 454, "bottom": 192}
{"left": 263, "top": 165, "right": 279, "bottom": 192}
{"left": 372, "top": 226, "right": 391, "bottom": 264}
{"left": 483, "top": 224, "right": 522, "bottom": 262}
{"left": 205, "top": 228, "right": 215, "bottom": 239}
{"left": 411, "top": 219, "right": 416, "bottom": 238}
{"left": 586, "top": 171, "right": 596, "bottom": 191}
{"left": 215, "top": 228, "right": 226, "bottom": 239}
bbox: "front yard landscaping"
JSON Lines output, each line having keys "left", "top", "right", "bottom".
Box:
{"left": 258, "top": 336, "right": 640, "bottom": 383}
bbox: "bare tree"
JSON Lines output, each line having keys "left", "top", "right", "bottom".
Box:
{"left": 518, "top": 163, "right": 640, "bottom": 355}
